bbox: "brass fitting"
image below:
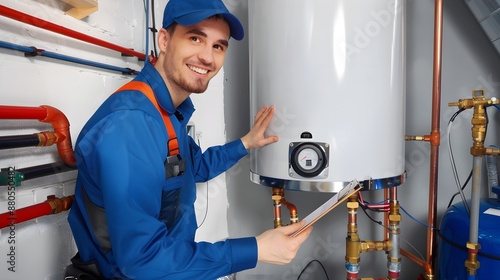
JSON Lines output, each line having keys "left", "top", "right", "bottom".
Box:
{"left": 346, "top": 233, "right": 361, "bottom": 264}
{"left": 388, "top": 201, "right": 401, "bottom": 235}
{"left": 387, "top": 256, "right": 401, "bottom": 263}
{"left": 466, "top": 242, "right": 481, "bottom": 251}
{"left": 464, "top": 242, "right": 481, "bottom": 275}
{"left": 486, "top": 148, "right": 500, "bottom": 156}
{"left": 46, "top": 195, "right": 74, "bottom": 214}
{"left": 449, "top": 90, "right": 499, "bottom": 156}
{"left": 405, "top": 135, "right": 429, "bottom": 141}
{"left": 360, "top": 240, "right": 388, "bottom": 253}
{"left": 37, "top": 131, "right": 62, "bottom": 147}
{"left": 347, "top": 201, "right": 359, "bottom": 209}
{"left": 346, "top": 192, "right": 360, "bottom": 265}
{"left": 388, "top": 213, "right": 401, "bottom": 223}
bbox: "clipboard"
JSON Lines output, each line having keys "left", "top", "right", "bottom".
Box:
{"left": 290, "top": 179, "right": 362, "bottom": 237}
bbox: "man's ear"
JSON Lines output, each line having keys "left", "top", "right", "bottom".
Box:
{"left": 158, "top": 28, "right": 169, "bottom": 52}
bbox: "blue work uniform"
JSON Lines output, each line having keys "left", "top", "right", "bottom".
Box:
{"left": 68, "top": 62, "right": 258, "bottom": 279}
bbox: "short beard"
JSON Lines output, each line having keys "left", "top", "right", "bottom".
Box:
{"left": 176, "top": 76, "right": 209, "bottom": 94}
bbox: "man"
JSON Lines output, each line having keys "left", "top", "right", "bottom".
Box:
{"left": 67, "top": 0, "right": 312, "bottom": 279}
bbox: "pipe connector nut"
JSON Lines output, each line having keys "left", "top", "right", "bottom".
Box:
{"left": 466, "top": 242, "right": 481, "bottom": 250}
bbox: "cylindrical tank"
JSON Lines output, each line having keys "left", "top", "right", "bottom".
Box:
{"left": 438, "top": 199, "right": 500, "bottom": 279}
{"left": 248, "top": 0, "right": 406, "bottom": 192}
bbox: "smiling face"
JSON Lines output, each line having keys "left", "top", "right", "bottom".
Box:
{"left": 155, "top": 16, "right": 230, "bottom": 107}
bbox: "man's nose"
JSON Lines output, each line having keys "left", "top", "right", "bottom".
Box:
{"left": 198, "top": 45, "right": 214, "bottom": 65}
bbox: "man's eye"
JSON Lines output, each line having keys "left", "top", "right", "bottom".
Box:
{"left": 214, "top": 45, "right": 224, "bottom": 51}
{"left": 191, "top": 37, "right": 200, "bottom": 43}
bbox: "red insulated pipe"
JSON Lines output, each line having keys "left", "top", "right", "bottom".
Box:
{"left": 0, "top": 105, "right": 76, "bottom": 167}
{"left": 0, "top": 105, "right": 46, "bottom": 119}
{"left": 0, "top": 5, "right": 146, "bottom": 60}
{"left": 0, "top": 195, "right": 74, "bottom": 229}
{"left": 0, "top": 201, "right": 52, "bottom": 229}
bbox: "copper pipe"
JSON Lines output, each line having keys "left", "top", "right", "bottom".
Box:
{"left": 272, "top": 188, "right": 282, "bottom": 228}
{"left": 384, "top": 188, "right": 390, "bottom": 240}
{"left": 424, "top": 0, "right": 444, "bottom": 275}
{"left": 271, "top": 188, "right": 298, "bottom": 226}
{"left": 400, "top": 248, "right": 433, "bottom": 276}
{"left": 390, "top": 186, "right": 397, "bottom": 204}
{"left": 281, "top": 198, "right": 298, "bottom": 224}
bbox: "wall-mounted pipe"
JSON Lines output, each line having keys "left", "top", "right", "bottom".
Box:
{"left": 0, "top": 195, "right": 74, "bottom": 229}
{"left": 426, "top": 0, "right": 444, "bottom": 275}
{"left": 0, "top": 131, "right": 62, "bottom": 150}
{"left": 0, "top": 105, "right": 76, "bottom": 167}
{"left": 0, "top": 163, "right": 76, "bottom": 187}
{"left": 402, "top": 0, "right": 444, "bottom": 277}
{"left": 17, "top": 162, "right": 76, "bottom": 181}
{"left": 0, "top": 5, "right": 146, "bottom": 61}
{"left": 0, "top": 40, "right": 139, "bottom": 75}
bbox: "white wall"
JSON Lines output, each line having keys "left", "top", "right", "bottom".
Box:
{"left": 225, "top": 0, "right": 500, "bottom": 279}
{"left": 0, "top": 0, "right": 229, "bottom": 279}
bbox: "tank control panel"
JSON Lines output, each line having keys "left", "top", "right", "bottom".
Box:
{"left": 289, "top": 142, "right": 329, "bottom": 179}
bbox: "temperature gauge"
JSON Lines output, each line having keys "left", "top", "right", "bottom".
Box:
{"left": 289, "top": 142, "right": 328, "bottom": 178}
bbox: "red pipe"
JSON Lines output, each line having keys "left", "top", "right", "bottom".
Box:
{"left": 0, "top": 5, "right": 146, "bottom": 61}
{"left": 0, "top": 105, "right": 76, "bottom": 167}
{"left": 0, "top": 195, "right": 74, "bottom": 229}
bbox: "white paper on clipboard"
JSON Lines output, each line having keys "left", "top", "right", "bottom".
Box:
{"left": 289, "top": 179, "right": 361, "bottom": 237}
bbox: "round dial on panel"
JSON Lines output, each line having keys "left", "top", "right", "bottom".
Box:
{"left": 290, "top": 143, "right": 327, "bottom": 178}
{"left": 297, "top": 148, "right": 320, "bottom": 170}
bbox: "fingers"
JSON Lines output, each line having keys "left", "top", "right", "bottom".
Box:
{"left": 278, "top": 221, "right": 313, "bottom": 241}
{"left": 262, "top": 135, "right": 279, "bottom": 146}
{"left": 253, "top": 105, "right": 268, "bottom": 123}
{"left": 294, "top": 225, "right": 313, "bottom": 243}
{"left": 256, "top": 221, "right": 313, "bottom": 265}
{"left": 276, "top": 220, "right": 306, "bottom": 235}
{"left": 242, "top": 105, "right": 278, "bottom": 149}
{"left": 255, "top": 106, "right": 277, "bottom": 143}
{"left": 254, "top": 105, "right": 274, "bottom": 128}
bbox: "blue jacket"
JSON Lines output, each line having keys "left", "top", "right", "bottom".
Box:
{"left": 68, "top": 62, "right": 258, "bottom": 279}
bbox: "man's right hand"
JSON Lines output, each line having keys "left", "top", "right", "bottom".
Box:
{"left": 255, "top": 220, "right": 313, "bottom": 265}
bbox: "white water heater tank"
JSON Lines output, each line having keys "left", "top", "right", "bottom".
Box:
{"left": 249, "top": 0, "right": 406, "bottom": 192}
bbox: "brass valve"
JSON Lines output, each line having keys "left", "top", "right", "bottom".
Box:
{"left": 449, "top": 90, "right": 499, "bottom": 156}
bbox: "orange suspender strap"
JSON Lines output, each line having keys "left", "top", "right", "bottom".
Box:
{"left": 114, "top": 81, "right": 180, "bottom": 156}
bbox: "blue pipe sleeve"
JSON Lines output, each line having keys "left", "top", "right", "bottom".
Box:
{"left": 0, "top": 40, "right": 36, "bottom": 54}
{"left": 40, "top": 50, "right": 137, "bottom": 75}
{"left": 0, "top": 40, "right": 139, "bottom": 75}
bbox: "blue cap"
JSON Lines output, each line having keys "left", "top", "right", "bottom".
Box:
{"left": 162, "top": 0, "right": 244, "bottom": 41}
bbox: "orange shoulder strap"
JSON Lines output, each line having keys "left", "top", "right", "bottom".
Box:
{"left": 114, "top": 81, "right": 180, "bottom": 155}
